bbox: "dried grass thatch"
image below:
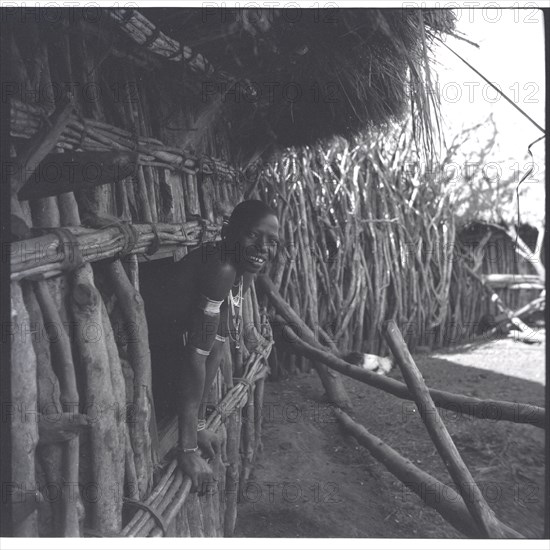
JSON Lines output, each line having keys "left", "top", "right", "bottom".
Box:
{"left": 146, "top": 8, "right": 455, "bottom": 158}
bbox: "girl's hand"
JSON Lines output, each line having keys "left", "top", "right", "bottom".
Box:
{"left": 197, "top": 428, "right": 221, "bottom": 460}
{"left": 177, "top": 451, "right": 216, "bottom": 495}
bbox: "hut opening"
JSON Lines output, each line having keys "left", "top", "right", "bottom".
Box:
{"left": 5, "top": 5, "right": 545, "bottom": 540}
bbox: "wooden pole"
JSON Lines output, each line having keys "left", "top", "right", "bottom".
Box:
{"left": 334, "top": 408, "right": 522, "bottom": 538}
{"left": 69, "top": 263, "right": 123, "bottom": 533}
{"left": 383, "top": 320, "right": 517, "bottom": 538}
{"left": 241, "top": 382, "right": 256, "bottom": 484}
{"left": 186, "top": 492, "right": 205, "bottom": 537}
{"left": 105, "top": 259, "right": 154, "bottom": 497}
{"left": 10, "top": 99, "right": 74, "bottom": 195}
{"left": 33, "top": 280, "right": 84, "bottom": 536}
{"left": 275, "top": 317, "right": 545, "bottom": 428}
{"left": 10, "top": 282, "right": 39, "bottom": 536}
{"left": 18, "top": 151, "right": 138, "bottom": 201}
{"left": 254, "top": 377, "right": 265, "bottom": 455}
{"left": 223, "top": 409, "right": 241, "bottom": 536}
{"left": 22, "top": 283, "right": 64, "bottom": 536}
{"left": 257, "top": 274, "right": 352, "bottom": 410}
{"left": 99, "top": 296, "right": 128, "bottom": 517}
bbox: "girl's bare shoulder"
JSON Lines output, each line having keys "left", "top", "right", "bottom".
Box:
{"left": 189, "top": 242, "right": 237, "bottom": 300}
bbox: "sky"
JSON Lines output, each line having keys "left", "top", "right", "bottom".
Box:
{"left": 433, "top": 7, "right": 546, "bottom": 224}
{"left": 436, "top": 8, "right": 545, "bottom": 137}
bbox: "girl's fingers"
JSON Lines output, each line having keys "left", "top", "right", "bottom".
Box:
{"left": 205, "top": 444, "right": 215, "bottom": 459}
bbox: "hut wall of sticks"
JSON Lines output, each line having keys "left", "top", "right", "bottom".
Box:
{"left": 8, "top": 7, "right": 269, "bottom": 538}
{"left": 6, "top": 6, "right": 544, "bottom": 540}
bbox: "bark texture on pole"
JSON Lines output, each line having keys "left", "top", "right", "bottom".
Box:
{"left": 334, "top": 408, "right": 522, "bottom": 538}
{"left": 257, "top": 274, "right": 352, "bottom": 410}
{"left": 383, "top": 320, "right": 521, "bottom": 539}
{"left": 105, "top": 259, "right": 154, "bottom": 498}
{"left": 10, "top": 282, "right": 39, "bottom": 536}
{"left": 276, "top": 317, "right": 544, "bottom": 428}
{"left": 69, "top": 264, "right": 123, "bottom": 534}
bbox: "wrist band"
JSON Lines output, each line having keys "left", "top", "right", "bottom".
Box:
{"left": 197, "top": 419, "right": 206, "bottom": 431}
{"left": 177, "top": 446, "right": 198, "bottom": 453}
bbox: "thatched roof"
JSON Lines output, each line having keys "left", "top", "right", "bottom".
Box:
{"left": 144, "top": 8, "right": 456, "bottom": 159}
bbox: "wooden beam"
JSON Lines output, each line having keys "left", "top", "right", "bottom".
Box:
{"left": 481, "top": 274, "right": 543, "bottom": 286}
{"left": 11, "top": 220, "right": 222, "bottom": 281}
{"left": 334, "top": 408, "right": 523, "bottom": 538}
{"left": 272, "top": 316, "right": 545, "bottom": 428}
{"left": 466, "top": 265, "right": 534, "bottom": 334}
{"left": 18, "top": 151, "right": 138, "bottom": 201}
{"left": 383, "top": 320, "right": 522, "bottom": 538}
{"left": 11, "top": 99, "right": 74, "bottom": 194}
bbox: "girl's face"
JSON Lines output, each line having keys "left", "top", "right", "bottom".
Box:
{"left": 236, "top": 214, "right": 280, "bottom": 273}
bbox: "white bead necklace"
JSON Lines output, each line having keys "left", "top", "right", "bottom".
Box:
{"left": 227, "top": 276, "right": 243, "bottom": 348}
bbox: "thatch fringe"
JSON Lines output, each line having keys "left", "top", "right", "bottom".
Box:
{"left": 145, "top": 8, "right": 456, "bottom": 154}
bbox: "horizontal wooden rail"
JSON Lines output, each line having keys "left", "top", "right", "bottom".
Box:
{"left": 481, "top": 274, "right": 544, "bottom": 286}
{"left": 121, "top": 343, "right": 271, "bottom": 537}
{"left": 10, "top": 220, "right": 221, "bottom": 281}
{"left": 11, "top": 99, "right": 239, "bottom": 178}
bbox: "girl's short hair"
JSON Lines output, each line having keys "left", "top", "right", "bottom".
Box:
{"left": 223, "top": 200, "right": 277, "bottom": 239}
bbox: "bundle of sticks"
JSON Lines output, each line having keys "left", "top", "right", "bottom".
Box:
{"left": 11, "top": 220, "right": 222, "bottom": 281}
{"left": 10, "top": 99, "right": 239, "bottom": 179}
{"left": 121, "top": 343, "right": 271, "bottom": 537}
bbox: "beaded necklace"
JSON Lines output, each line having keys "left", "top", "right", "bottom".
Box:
{"left": 227, "top": 275, "right": 243, "bottom": 349}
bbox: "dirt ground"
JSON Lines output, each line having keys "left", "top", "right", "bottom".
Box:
{"left": 234, "top": 330, "right": 546, "bottom": 538}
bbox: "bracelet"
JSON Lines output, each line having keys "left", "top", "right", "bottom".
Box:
{"left": 177, "top": 446, "right": 198, "bottom": 454}
{"left": 197, "top": 419, "right": 206, "bottom": 432}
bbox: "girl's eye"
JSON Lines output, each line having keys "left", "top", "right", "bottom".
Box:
{"left": 247, "top": 231, "right": 258, "bottom": 238}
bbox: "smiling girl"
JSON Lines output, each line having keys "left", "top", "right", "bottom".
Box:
{"left": 140, "top": 200, "right": 279, "bottom": 493}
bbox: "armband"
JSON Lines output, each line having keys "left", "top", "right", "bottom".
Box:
{"left": 190, "top": 345, "right": 211, "bottom": 357}
{"left": 197, "top": 294, "right": 224, "bottom": 316}
{"left": 215, "top": 334, "right": 226, "bottom": 343}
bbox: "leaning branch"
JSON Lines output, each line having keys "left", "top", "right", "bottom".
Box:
{"left": 273, "top": 316, "right": 545, "bottom": 428}
{"left": 334, "top": 408, "right": 523, "bottom": 538}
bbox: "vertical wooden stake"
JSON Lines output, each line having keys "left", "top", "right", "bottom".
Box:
{"left": 10, "top": 282, "right": 39, "bottom": 536}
